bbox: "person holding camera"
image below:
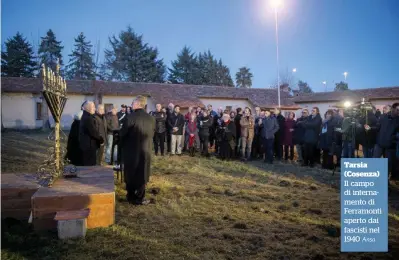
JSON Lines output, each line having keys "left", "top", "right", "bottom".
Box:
{"left": 240, "top": 107, "right": 255, "bottom": 161}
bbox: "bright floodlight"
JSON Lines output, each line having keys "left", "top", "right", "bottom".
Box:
{"left": 292, "top": 68, "right": 297, "bottom": 73}
{"left": 322, "top": 81, "right": 327, "bottom": 85}
{"left": 271, "top": 0, "right": 283, "bottom": 9}
{"left": 344, "top": 101, "right": 351, "bottom": 108}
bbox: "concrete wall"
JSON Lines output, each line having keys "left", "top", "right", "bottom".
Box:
{"left": 370, "top": 99, "right": 399, "bottom": 112}
{"left": 1, "top": 93, "right": 43, "bottom": 129}
{"left": 55, "top": 94, "right": 95, "bottom": 129}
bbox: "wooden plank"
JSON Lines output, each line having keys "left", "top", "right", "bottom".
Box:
{"left": 32, "top": 192, "right": 114, "bottom": 210}
{"left": 55, "top": 209, "right": 90, "bottom": 221}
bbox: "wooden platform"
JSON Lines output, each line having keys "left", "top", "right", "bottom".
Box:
{"left": 31, "top": 166, "right": 115, "bottom": 231}
{"left": 1, "top": 174, "right": 40, "bottom": 220}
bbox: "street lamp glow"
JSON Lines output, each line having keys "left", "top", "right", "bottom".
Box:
{"left": 343, "top": 72, "right": 348, "bottom": 80}
{"left": 270, "top": 0, "right": 283, "bottom": 10}
{"left": 344, "top": 101, "right": 352, "bottom": 108}
{"left": 292, "top": 68, "right": 297, "bottom": 73}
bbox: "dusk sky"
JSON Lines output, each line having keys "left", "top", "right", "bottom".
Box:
{"left": 2, "top": 0, "right": 399, "bottom": 92}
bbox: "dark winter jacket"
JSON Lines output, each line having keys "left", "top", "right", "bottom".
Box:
{"left": 254, "top": 116, "right": 263, "bottom": 135}
{"left": 302, "top": 113, "right": 322, "bottom": 145}
{"left": 283, "top": 118, "right": 295, "bottom": 146}
{"left": 66, "top": 119, "right": 83, "bottom": 166}
{"left": 95, "top": 113, "right": 108, "bottom": 145}
{"left": 331, "top": 114, "right": 344, "bottom": 146}
{"left": 119, "top": 109, "right": 155, "bottom": 188}
{"left": 293, "top": 116, "right": 307, "bottom": 145}
{"left": 167, "top": 112, "right": 185, "bottom": 135}
{"left": 222, "top": 120, "right": 236, "bottom": 143}
{"left": 166, "top": 109, "right": 174, "bottom": 133}
{"left": 319, "top": 118, "right": 335, "bottom": 150}
{"left": 275, "top": 114, "right": 285, "bottom": 142}
{"left": 260, "top": 116, "right": 279, "bottom": 140}
{"left": 376, "top": 112, "right": 399, "bottom": 149}
{"left": 117, "top": 111, "right": 126, "bottom": 127}
{"left": 79, "top": 110, "right": 103, "bottom": 151}
{"left": 152, "top": 111, "right": 167, "bottom": 133}
{"left": 198, "top": 115, "right": 213, "bottom": 137}
{"left": 106, "top": 113, "right": 119, "bottom": 135}
{"left": 357, "top": 111, "right": 378, "bottom": 148}
{"left": 234, "top": 114, "right": 243, "bottom": 138}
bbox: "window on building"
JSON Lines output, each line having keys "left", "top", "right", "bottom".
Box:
{"left": 36, "top": 102, "right": 42, "bottom": 120}
{"left": 104, "top": 103, "right": 113, "bottom": 113}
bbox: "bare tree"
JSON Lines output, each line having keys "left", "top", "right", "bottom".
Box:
{"left": 269, "top": 67, "right": 296, "bottom": 91}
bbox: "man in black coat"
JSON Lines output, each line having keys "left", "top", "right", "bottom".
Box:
{"left": 357, "top": 110, "right": 378, "bottom": 158}
{"left": 117, "top": 105, "right": 127, "bottom": 127}
{"left": 66, "top": 111, "right": 83, "bottom": 166}
{"left": 198, "top": 110, "right": 213, "bottom": 156}
{"left": 94, "top": 104, "right": 108, "bottom": 165}
{"left": 274, "top": 108, "right": 285, "bottom": 160}
{"left": 293, "top": 109, "right": 308, "bottom": 163}
{"left": 120, "top": 96, "right": 156, "bottom": 205}
{"left": 165, "top": 103, "right": 174, "bottom": 153}
{"left": 299, "top": 107, "right": 322, "bottom": 167}
{"left": 152, "top": 103, "right": 167, "bottom": 156}
{"left": 79, "top": 101, "right": 104, "bottom": 166}
{"left": 373, "top": 103, "right": 399, "bottom": 179}
{"left": 234, "top": 108, "right": 243, "bottom": 157}
{"left": 167, "top": 105, "right": 185, "bottom": 155}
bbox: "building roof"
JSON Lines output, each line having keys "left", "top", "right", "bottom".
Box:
{"left": 1, "top": 77, "right": 298, "bottom": 109}
{"left": 292, "top": 86, "right": 399, "bottom": 103}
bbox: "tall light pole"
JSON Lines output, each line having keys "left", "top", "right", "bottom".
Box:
{"left": 322, "top": 81, "right": 327, "bottom": 92}
{"left": 343, "top": 72, "right": 348, "bottom": 81}
{"left": 271, "top": 0, "right": 283, "bottom": 107}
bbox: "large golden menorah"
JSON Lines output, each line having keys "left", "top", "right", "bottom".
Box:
{"left": 38, "top": 60, "right": 69, "bottom": 186}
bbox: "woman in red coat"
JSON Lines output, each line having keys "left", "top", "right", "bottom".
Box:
{"left": 283, "top": 112, "right": 295, "bottom": 161}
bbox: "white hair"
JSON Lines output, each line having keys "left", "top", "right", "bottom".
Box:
{"left": 75, "top": 110, "right": 83, "bottom": 120}
{"left": 84, "top": 101, "right": 94, "bottom": 110}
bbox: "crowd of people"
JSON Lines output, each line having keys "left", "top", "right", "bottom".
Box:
{"left": 67, "top": 98, "right": 399, "bottom": 203}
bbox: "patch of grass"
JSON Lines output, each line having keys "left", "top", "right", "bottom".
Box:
{"left": 1, "top": 131, "right": 399, "bottom": 259}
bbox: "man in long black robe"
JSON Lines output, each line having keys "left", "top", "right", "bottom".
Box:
{"left": 79, "top": 101, "right": 104, "bottom": 166}
{"left": 66, "top": 111, "right": 83, "bottom": 166}
{"left": 120, "top": 96, "right": 155, "bottom": 205}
